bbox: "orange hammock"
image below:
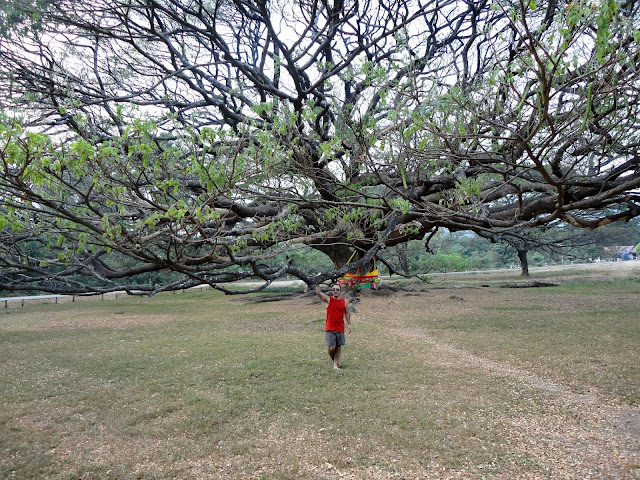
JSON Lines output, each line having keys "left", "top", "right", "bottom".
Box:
{"left": 338, "top": 252, "right": 381, "bottom": 290}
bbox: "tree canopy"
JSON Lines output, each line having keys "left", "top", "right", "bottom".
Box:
{"left": 1, "top": 0, "right": 639, "bottom": 295}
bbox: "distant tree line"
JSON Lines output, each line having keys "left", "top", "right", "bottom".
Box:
{"left": 382, "top": 219, "right": 640, "bottom": 276}
{"left": 1, "top": 217, "right": 637, "bottom": 296}
{"left": 270, "top": 217, "right": 640, "bottom": 279}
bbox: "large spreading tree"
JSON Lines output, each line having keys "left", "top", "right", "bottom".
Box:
{"left": 1, "top": 0, "right": 639, "bottom": 295}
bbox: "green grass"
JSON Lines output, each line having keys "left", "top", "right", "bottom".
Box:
{"left": 413, "top": 277, "right": 640, "bottom": 405}
{"left": 1, "top": 268, "right": 639, "bottom": 479}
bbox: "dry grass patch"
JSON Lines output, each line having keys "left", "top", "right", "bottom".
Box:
{"left": 0, "top": 310, "right": 179, "bottom": 331}
{"left": 1, "top": 269, "right": 639, "bottom": 479}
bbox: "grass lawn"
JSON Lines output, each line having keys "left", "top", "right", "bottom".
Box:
{"left": 1, "top": 263, "right": 639, "bottom": 479}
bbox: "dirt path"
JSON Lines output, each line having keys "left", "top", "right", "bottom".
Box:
{"left": 392, "top": 326, "right": 640, "bottom": 479}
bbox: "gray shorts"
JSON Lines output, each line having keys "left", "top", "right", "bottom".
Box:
{"left": 325, "top": 330, "right": 346, "bottom": 347}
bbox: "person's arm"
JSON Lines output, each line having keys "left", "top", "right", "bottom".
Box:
{"left": 315, "top": 284, "right": 330, "bottom": 303}
{"left": 345, "top": 300, "right": 352, "bottom": 334}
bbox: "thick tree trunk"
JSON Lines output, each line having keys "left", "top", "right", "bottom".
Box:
{"left": 313, "top": 243, "right": 355, "bottom": 270}
{"left": 517, "top": 249, "right": 530, "bottom": 277}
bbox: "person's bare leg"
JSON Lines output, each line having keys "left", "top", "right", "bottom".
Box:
{"left": 328, "top": 346, "right": 336, "bottom": 364}
{"left": 332, "top": 345, "right": 341, "bottom": 369}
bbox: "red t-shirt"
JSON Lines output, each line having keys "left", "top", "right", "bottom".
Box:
{"left": 325, "top": 297, "right": 346, "bottom": 332}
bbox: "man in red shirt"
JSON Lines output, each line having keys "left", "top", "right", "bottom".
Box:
{"left": 315, "top": 283, "right": 352, "bottom": 370}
